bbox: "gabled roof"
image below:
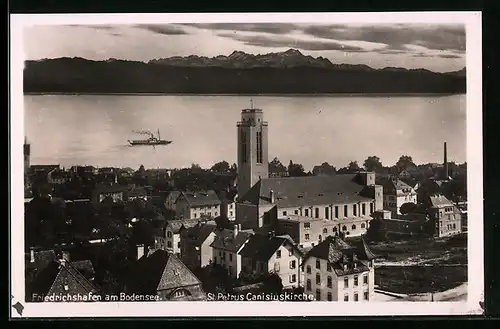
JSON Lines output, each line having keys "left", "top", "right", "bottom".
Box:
{"left": 429, "top": 194, "right": 454, "bottom": 207}
{"left": 166, "top": 219, "right": 200, "bottom": 234}
{"left": 210, "top": 229, "right": 253, "bottom": 252}
{"left": 127, "top": 250, "right": 201, "bottom": 294}
{"left": 71, "top": 260, "right": 95, "bottom": 280}
{"left": 238, "top": 234, "right": 302, "bottom": 261}
{"left": 377, "top": 178, "right": 414, "bottom": 193}
{"left": 303, "top": 236, "right": 376, "bottom": 276}
{"left": 181, "top": 223, "right": 217, "bottom": 245}
{"left": 166, "top": 191, "right": 181, "bottom": 202}
{"left": 28, "top": 260, "right": 98, "bottom": 297}
{"left": 179, "top": 190, "right": 221, "bottom": 207}
{"left": 239, "top": 174, "right": 373, "bottom": 207}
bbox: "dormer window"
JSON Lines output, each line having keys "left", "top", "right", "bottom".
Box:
{"left": 343, "top": 263, "right": 348, "bottom": 271}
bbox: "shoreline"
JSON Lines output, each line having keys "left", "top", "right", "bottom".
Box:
{"left": 23, "top": 92, "right": 466, "bottom": 97}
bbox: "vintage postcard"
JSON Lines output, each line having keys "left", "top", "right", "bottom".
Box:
{"left": 10, "top": 12, "right": 483, "bottom": 318}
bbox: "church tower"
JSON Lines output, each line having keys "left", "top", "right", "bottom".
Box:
{"left": 237, "top": 104, "right": 269, "bottom": 199}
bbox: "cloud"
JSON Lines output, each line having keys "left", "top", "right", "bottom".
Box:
{"left": 437, "top": 53, "right": 463, "bottom": 59}
{"left": 217, "top": 32, "right": 367, "bottom": 52}
{"left": 134, "top": 24, "right": 188, "bottom": 35}
{"left": 182, "top": 23, "right": 300, "bottom": 34}
{"left": 302, "top": 24, "right": 465, "bottom": 53}
{"left": 66, "top": 24, "right": 116, "bottom": 30}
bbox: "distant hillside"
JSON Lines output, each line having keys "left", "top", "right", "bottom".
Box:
{"left": 23, "top": 49, "right": 466, "bottom": 94}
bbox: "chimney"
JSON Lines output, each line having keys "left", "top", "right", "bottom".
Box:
{"left": 30, "top": 248, "right": 35, "bottom": 263}
{"left": 270, "top": 190, "right": 275, "bottom": 203}
{"left": 443, "top": 142, "right": 449, "bottom": 180}
{"left": 233, "top": 224, "right": 239, "bottom": 238}
{"left": 137, "top": 244, "right": 145, "bottom": 260}
{"left": 238, "top": 223, "right": 242, "bottom": 231}
{"left": 61, "top": 250, "right": 70, "bottom": 262}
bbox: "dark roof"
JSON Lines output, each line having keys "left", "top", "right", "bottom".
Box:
{"left": 377, "top": 178, "right": 413, "bottom": 193}
{"left": 303, "top": 236, "right": 376, "bottom": 276}
{"left": 31, "top": 164, "right": 60, "bottom": 172}
{"left": 428, "top": 194, "right": 454, "bottom": 207}
{"left": 181, "top": 223, "right": 217, "bottom": 245}
{"left": 71, "top": 260, "right": 95, "bottom": 280}
{"left": 28, "top": 250, "right": 57, "bottom": 271}
{"left": 238, "top": 234, "right": 301, "bottom": 261}
{"left": 181, "top": 190, "right": 221, "bottom": 207}
{"left": 127, "top": 250, "right": 201, "bottom": 295}
{"left": 28, "top": 260, "right": 98, "bottom": 297}
{"left": 127, "top": 187, "right": 148, "bottom": 197}
{"left": 210, "top": 229, "right": 253, "bottom": 252}
{"left": 95, "top": 184, "right": 130, "bottom": 194}
{"left": 239, "top": 175, "right": 373, "bottom": 207}
{"left": 166, "top": 191, "right": 181, "bottom": 202}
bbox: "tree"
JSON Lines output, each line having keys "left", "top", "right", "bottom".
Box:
{"left": 211, "top": 160, "right": 230, "bottom": 173}
{"left": 347, "top": 161, "right": 361, "bottom": 173}
{"left": 269, "top": 157, "right": 287, "bottom": 174}
{"left": 312, "top": 162, "right": 336, "bottom": 176}
{"left": 396, "top": 155, "right": 415, "bottom": 172}
{"left": 288, "top": 160, "right": 306, "bottom": 177}
{"left": 400, "top": 202, "right": 418, "bottom": 215}
{"left": 363, "top": 156, "right": 383, "bottom": 172}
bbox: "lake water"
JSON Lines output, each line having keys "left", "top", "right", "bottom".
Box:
{"left": 24, "top": 94, "right": 466, "bottom": 171}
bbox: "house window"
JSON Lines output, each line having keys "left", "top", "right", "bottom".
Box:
{"left": 327, "top": 263, "right": 332, "bottom": 272}
{"left": 327, "top": 292, "right": 333, "bottom": 301}
{"left": 362, "top": 203, "right": 366, "bottom": 215}
{"left": 316, "top": 259, "right": 321, "bottom": 270}
{"left": 327, "top": 276, "right": 332, "bottom": 288}
{"left": 315, "top": 208, "right": 319, "bottom": 218}
{"left": 256, "top": 131, "right": 263, "bottom": 164}
{"left": 305, "top": 234, "right": 310, "bottom": 241}
{"left": 344, "top": 277, "right": 349, "bottom": 288}
{"left": 193, "top": 213, "right": 197, "bottom": 218}
{"left": 323, "top": 228, "right": 328, "bottom": 234}
{"left": 290, "top": 274, "right": 297, "bottom": 283}
{"left": 316, "top": 273, "right": 321, "bottom": 284}
{"left": 361, "top": 223, "right": 366, "bottom": 229}
{"left": 354, "top": 275, "right": 358, "bottom": 287}
{"left": 342, "top": 226, "right": 347, "bottom": 231}
{"left": 353, "top": 204, "right": 357, "bottom": 216}
{"left": 276, "top": 250, "right": 282, "bottom": 259}
{"left": 229, "top": 253, "right": 233, "bottom": 261}
{"left": 174, "top": 290, "right": 186, "bottom": 298}
{"left": 294, "top": 210, "right": 299, "bottom": 215}
{"left": 306, "top": 279, "right": 312, "bottom": 291}
{"left": 344, "top": 205, "right": 348, "bottom": 217}
{"left": 283, "top": 211, "right": 287, "bottom": 216}
{"left": 354, "top": 293, "right": 359, "bottom": 301}
{"left": 316, "top": 289, "right": 321, "bottom": 301}
{"left": 229, "top": 265, "right": 233, "bottom": 274}
{"left": 230, "top": 211, "right": 233, "bottom": 216}
{"left": 364, "top": 291, "right": 369, "bottom": 300}
{"left": 289, "top": 250, "right": 293, "bottom": 256}
{"left": 167, "top": 231, "right": 172, "bottom": 238}
{"left": 240, "top": 130, "right": 247, "bottom": 163}
{"left": 290, "top": 260, "right": 296, "bottom": 269}
{"left": 167, "top": 241, "right": 172, "bottom": 248}
{"left": 304, "top": 209, "right": 309, "bottom": 217}
{"left": 363, "top": 274, "right": 368, "bottom": 285}
{"left": 274, "top": 262, "right": 280, "bottom": 273}
{"left": 370, "top": 203, "right": 374, "bottom": 214}
{"left": 319, "top": 235, "right": 322, "bottom": 242}
{"left": 352, "top": 224, "right": 356, "bottom": 230}
{"left": 223, "top": 252, "right": 226, "bottom": 259}
{"left": 344, "top": 294, "right": 349, "bottom": 301}
{"left": 306, "top": 265, "right": 311, "bottom": 274}
{"left": 325, "top": 207, "right": 329, "bottom": 219}
{"left": 333, "top": 227, "right": 337, "bottom": 233}
{"left": 335, "top": 206, "right": 339, "bottom": 218}
{"left": 304, "top": 222, "right": 311, "bottom": 229}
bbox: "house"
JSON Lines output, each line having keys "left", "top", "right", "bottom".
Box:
{"left": 179, "top": 223, "right": 217, "bottom": 271}
{"left": 378, "top": 178, "right": 418, "bottom": 217}
{"left": 47, "top": 169, "right": 72, "bottom": 185}
{"left": 165, "top": 191, "right": 181, "bottom": 211}
{"left": 239, "top": 233, "right": 304, "bottom": 289}
{"left": 302, "top": 236, "right": 376, "bottom": 302}
{"left": 219, "top": 189, "right": 238, "bottom": 221}
{"left": 426, "top": 194, "right": 462, "bottom": 237}
{"left": 175, "top": 190, "right": 222, "bottom": 220}
{"left": 92, "top": 184, "right": 129, "bottom": 205}
{"left": 210, "top": 225, "right": 253, "bottom": 278}
{"left": 26, "top": 250, "right": 98, "bottom": 302}
{"left": 165, "top": 219, "right": 201, "bottom": 255}
{"left": 125, "top": 249, "right": 206, "bottom": 301}
{"left": 371, "top": 210, "right": 429, "bottom": 237}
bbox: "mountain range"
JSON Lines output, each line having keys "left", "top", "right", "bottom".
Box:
{"left": 23, "top": 49, "right": 466, "bottom": 94}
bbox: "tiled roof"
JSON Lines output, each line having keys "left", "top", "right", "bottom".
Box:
{"left": 210, "top": 229, "right": 253, "bottom": 252}
{"left": 71, "top": 260, "right": 95, "bottom": 280}
{"left": 429, "top": 194, "right": 454, "bottom": 207}
{"left": 238, "top": 234, "right": 302, "bottom": 261}
{"left": 239, "top": 174, "right": 373, "bottom": 207}
{"left": 28, "top": 260, "right": 98, "bottom": 297}
{"left": 28, "top": 250, "right": 57, "bottom": 271}
{"left": 377, "top": 178, "right": 413, "bottom": 193}
{"left": 181, "top": 190, "right": 221, "bottom": 207}
{"left": 181, "top": 223, "right": 217, "bottom": 245}
{"left": 166, "top": 219, "right": 200, "bottom": 234}
{"left": 127, "top": 250, "right": 201, "bottom": 294}
{"left": 166, "top": 191, "right": 181, "bottom": 202}
{"left": 303, "top": 236, "right": 376, "bottom": 276}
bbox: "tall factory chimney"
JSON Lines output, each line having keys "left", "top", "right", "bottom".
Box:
{"left": 443, "top": 142, "right": 449, "bottom": 180}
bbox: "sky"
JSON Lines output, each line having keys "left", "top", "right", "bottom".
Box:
{"left": 23, "top": 23, "right": 466, "bottom": 72}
